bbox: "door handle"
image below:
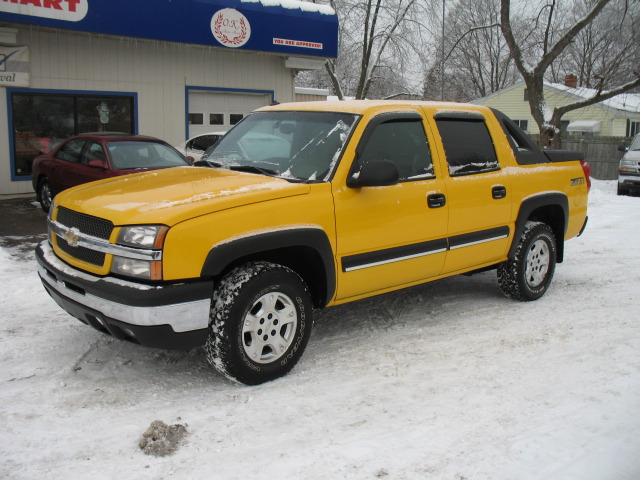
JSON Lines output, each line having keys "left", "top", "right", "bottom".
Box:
{"left": 428, "top": 193, "right": 446, "bottom": 208}
{"left": 492, "top": 185, "right": 507, "bottom": 199}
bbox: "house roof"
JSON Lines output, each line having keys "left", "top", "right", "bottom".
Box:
{"left": 473, "top": 80, "right": 640, "bottom": 115}
{"left": 548, "top": 82, "right": 640, "bottom": 114}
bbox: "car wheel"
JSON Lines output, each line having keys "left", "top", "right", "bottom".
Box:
{"left": 204, "top": 261, "right": 313, "bottom": 385}
{"left": 497, "top": 221, "right": 557, "bottom": 301}
{"left": 38, "top": 177, "right": 53, "bottom": 213}
{"left": 617, "top": 184, "right": 628, "bottom": 196}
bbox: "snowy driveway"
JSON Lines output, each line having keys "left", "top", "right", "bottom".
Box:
{"left": 1, "top": 181, "right": 639, "bottom": 479}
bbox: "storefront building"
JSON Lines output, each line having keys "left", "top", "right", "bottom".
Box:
{"left": 0, "top": 0, "right": 337, "bottom": 195}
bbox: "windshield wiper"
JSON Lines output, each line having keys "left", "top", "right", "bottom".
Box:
{"left": 229, "top": 165, "right": 278, "bottom": 176}
{"left": 193, "top": 159, "right": 222, "bottom": 168}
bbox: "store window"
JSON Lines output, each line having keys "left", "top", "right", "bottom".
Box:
{"left": 10, "top": 92, "right": 134, "bottom": 178}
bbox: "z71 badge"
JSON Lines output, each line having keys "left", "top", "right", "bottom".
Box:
{"left": 571, "top": 177, "right": 585, "bottom": 186}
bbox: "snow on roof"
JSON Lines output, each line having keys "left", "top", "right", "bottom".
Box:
{"left": 295, "top": 87, "right": 330, "bottom": 96}
{"left": 473, "top": 80, "right": 640, "bottom": 114}
{"left": 548, "top": 82, "right": 640, "bottom": 114}
{"left": 566, "top": 120, "right": 601, "bottom": 132}
{"left": 241, "top": 0, "right": 336, "bottom": 15}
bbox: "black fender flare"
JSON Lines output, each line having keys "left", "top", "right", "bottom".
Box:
{"left": 509, "top": 193, "right": 569, "bottom": 262}
{"left": 201, "top": 228, "right": 336, "bottom": 307}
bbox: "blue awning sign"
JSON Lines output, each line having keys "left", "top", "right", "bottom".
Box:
{"left": 0, "top": 0, "right": 338, "bottom": 58}
{"left": 211, "top": 8, "right": 251, "bottom": 48}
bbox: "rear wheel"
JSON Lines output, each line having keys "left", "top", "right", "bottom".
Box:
{"left": 204, "top": 261, "right": 313, "bottom": 385}
{"left": 38, "top": 177, "right": 53, "bottom": 213}
{"left": 498, "top": 221, "right": 557, "bottom": 301}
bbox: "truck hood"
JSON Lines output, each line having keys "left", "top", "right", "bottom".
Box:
{"left": 55, "top": 166, "right": 310, "bottom": 226}
{"left": 623, "top": 150, "right": 640, "bottom": 162}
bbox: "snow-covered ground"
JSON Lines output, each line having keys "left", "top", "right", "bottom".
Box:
{"left": 1, "top": 180, "right": 639, "bottom": 480}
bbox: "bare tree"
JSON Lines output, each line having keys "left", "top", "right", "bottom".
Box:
{"left": 551, "top": 0, "right": 640, "bottom": 89}
{"left": 500, "top": 0, "right": 640, "bottom": 147}
{"left": 322, "top": 0, "right": 428, "bottom": 99}
{"left": 424, "top": 0, "right": 519, "bottom": 102}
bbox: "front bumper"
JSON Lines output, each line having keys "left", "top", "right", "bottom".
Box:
{"left": 618, "top": 173, "right": 640, "bottom": 192}
{"left": 36, "top": 241, "right": 212, "bottom": 349}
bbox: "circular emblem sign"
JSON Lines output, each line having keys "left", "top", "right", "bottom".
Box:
{"left": 211, "top": 9, "right": 251, "bottom": 48}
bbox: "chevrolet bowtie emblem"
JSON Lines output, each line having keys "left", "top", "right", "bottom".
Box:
{"left": 63, "top": 228, "right": 80, "bottom": 247}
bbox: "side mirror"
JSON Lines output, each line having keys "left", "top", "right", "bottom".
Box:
{"left": 87, "top": 160, "right": 106, "bottom": 169}
{"left": 347, "top": 160, "right": 399, "bottom": 188}
{"left": 618, "top": 144, "right": 629, "bottom": 152}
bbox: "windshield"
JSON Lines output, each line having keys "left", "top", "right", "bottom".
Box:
{"left": 107, "top": 141, "right": 189, "bottom": 170}
{"left": 201, "top": 111, "right": 359, "bottom": 181}
{"left": 630, "top": 134, "right": 640, "bottom": 151}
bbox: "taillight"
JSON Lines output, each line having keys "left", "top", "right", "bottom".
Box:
{"left": 580, "top": 160, "right": 591, "bottom": 191}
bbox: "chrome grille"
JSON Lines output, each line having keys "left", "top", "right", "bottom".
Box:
{"left": 53, "top": 207, "right": 114, "bottom": 267}
{"left": 56, "top": 207, "right": 114, "bottom": 240}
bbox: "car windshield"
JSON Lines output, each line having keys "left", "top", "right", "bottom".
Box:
{"left": 629, "top": 134, "right": 640, "bottom": 151}
{"left": 107, "top": 141, "right": 189, "bottom": 170}
{"left": 201, "top": 111, "right": 359, "bottom": 182}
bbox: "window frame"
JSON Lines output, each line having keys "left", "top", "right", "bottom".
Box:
{"left": 434, "top": 111, "right": 501, "bottom": 177}
{"left": 351, "top": 112, "right": 435, "bottom": 183}
{"left": 512, "top": 119, "right": 529, "bottom": 132}
{"left": 627, "top": 119, "right": 640, "bottom": 138}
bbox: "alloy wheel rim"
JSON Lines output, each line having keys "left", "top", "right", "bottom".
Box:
{"left": 525, "top": 239, "right": 550, "bottom": 288}
{"left": 242, "top": 292, "right": 297, "bottom": 364}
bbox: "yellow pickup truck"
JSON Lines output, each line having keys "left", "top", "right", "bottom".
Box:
{"left": 36, "top": 101, "right": 590, "bottom": 384}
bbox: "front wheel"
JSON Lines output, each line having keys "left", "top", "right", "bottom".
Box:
{"left": 204, "top": 261, "right": 313, "bottom": 385}
{"left": 38, "top": 177, "right": 53, "bottom": 213}
{"left": 497, "top": 221, "right": 557, "bottom": 301}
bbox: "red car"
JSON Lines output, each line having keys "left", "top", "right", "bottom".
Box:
{"left": 32, "top": 132, "right": 189, "bottom": 212}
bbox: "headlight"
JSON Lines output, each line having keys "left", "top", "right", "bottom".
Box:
{"left": 117, "top": 225, "right": 168, "bottom": 248}
{"left": 620, "top": 161, "right": 638, "bottom": 173}
{"left": 111, "top": 225, "right": 168, "bottom": 280}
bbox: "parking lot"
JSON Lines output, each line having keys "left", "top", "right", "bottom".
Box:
{"left": 1, "top": 182, "right": 639, "bottom": 479}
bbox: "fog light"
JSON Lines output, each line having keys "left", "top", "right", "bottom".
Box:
{"left": 111, "top": 257, "right": 162, "bottom": 280}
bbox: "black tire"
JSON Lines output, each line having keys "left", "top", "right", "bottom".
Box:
{"left": 38, "top": 177, "right": 53, "bottom": 213}
{"left": 617, "top": 184, "right": 628, "bottom": 196}
{"left": 497, "top": 221, "right": 557, "bottom": 301}
{"left": 204, "top": 261, "right": 313, "bottom": 385}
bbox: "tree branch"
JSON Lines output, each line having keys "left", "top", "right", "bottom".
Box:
{"left": 553, "top": 74, "right": 640, "bottom": 118}
{"left": 444, "top": 23, "right": 500, "bottom": 63}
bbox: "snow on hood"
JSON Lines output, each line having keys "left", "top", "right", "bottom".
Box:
{"left": 54, "top": 166, "right": 310, "bottom": 226}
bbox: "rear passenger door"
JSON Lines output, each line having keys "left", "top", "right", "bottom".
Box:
{"left": 333, "top": 112, "right": 449, "bottom": 300}
{"left": 432, "top": 111, "right": 513, "bottom": 274}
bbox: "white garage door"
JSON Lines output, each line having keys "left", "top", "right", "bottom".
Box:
{"left": 188, "top": 90, "right": 271, "bottom": 139}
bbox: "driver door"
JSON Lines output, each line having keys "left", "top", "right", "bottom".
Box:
{"left": 333, "top": 112, "right": 449, "bottom": 301}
